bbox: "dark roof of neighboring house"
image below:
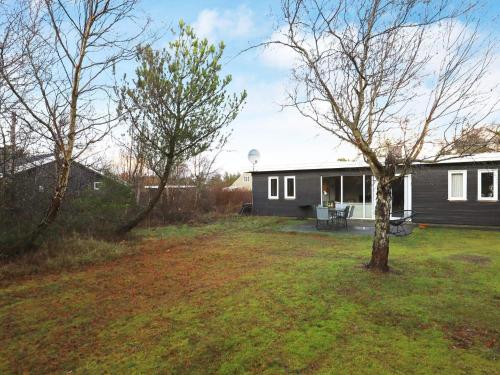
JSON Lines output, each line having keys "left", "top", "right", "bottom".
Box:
{"left": 14, "top": 153, "right": 53, "bottom": 169}
{"left": 2, "top": 153, "right": 107, "bottom": 179}
{"left": 1, "top": 153, "right": 129, "bottom": 187}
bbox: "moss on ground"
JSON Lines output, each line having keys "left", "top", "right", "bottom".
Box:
{"left": 0, "top": 217, "right": 498, "bottom": 374}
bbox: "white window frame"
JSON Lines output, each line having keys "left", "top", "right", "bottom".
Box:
{"left": 284, "top": 176, "right": 296, "bottom": 200}
{"left": 94, "top": 181, "right": 103, "bottom": 191}
{"left": 477, "top": 169, "right": 498, "bottom": 201}
{"left": 447, "top": 170, "right": 467, "bottom": 201}
{"left": 268, "top": 176, "right": 279, "bottom": 200}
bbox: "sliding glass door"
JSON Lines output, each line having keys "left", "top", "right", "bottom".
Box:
{"left": 321, "top": 175, "right": 375, "bottom": 219}
{"left": 391, "top": 175, "right": 412, "bottom": 218}
{"left": 343, "top": 176, "right": 364, "bottom": 218}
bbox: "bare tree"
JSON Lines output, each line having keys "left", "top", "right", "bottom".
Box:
{"left": 271, "top": 0, "right": 497, "bottom": 271}
{"left": 0, "top": 47, "right": 25, "bottom": 181}
{"left": 115, "top": 121, "right": 147, "bottom": 204}
{"left": 0, "top": 0, "right": 144, "bottom": 249}
{"left": 445, "top": 124, "right": 500, "bottom": 154}
{"left": 190, "top": 141, "right": 227, "bottom": 206}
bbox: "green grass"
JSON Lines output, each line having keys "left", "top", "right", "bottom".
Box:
{"left": 0, "top": 235, "right": 136, "bottom": 280}
{"left": 0, "top": 217, "right": 499, "bottom": 374}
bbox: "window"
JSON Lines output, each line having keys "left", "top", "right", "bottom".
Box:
{"left": 343, "top": 175, "right": 364, "bottom": 218}
{"left": 448, "top": 170, "right": 467, "bottom": 201}
{"left": 322, "top": 176, "right": 341, "bottom": 206}
{"left": 268, "top": 176, "right": 279, "bottom": 199}
{"left": 477, "top": 169, "right": 498, "bottom": 201}
{"left": 94, "top": 181, "right": 103, "bottom": 191}
{"left": 364, "top": 175, "right": 373, "bottom": 218}
{"left": 322, "top": 174, "right": 377, "bottom": 219}
{"left": 243, "top": 176, "right": 250, "bottom": 182}
{"left": 284, "top": 176, "right": 295, "bottom": 199}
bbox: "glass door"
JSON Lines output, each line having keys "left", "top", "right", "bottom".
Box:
{"left": 321, "top": 175, "right": 374, "bottom": 219}
{"left": 391, "top": 175, "right": 412, "bottom": 219}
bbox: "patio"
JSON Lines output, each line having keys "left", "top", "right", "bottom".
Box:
{"left": 281, "top": 219, "right": 377, "bottom": 236}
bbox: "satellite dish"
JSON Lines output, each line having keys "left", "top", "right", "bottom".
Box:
{"left": 248, "top": 149, "right": 260, "bottom": 171}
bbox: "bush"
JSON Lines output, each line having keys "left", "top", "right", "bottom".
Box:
{"left": 214, "top": 188, "right": 252, "bottom": 213}
{"left": 0, "top": 178, "right": 136, "bottom": 257}
{"left": 0, "top": 234, "right": 135, "bottom": 280}
{"left": 141, "top": 186, "right": 252, "bottom": 225}
{"left": 56, "top": 179, "right": 136, "bottom": 236}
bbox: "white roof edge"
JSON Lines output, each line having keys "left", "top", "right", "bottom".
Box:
{"left": 14, "top": 156, "right": 109, "bottom": 179}
{"left": 416, "top": 152, "right": 500, "bottom": 164}
{"left": 14, "top": 156, "right": 56, "bottom": 173}
{"left": 250, "top": 152, "right": 500, "bottom": 173}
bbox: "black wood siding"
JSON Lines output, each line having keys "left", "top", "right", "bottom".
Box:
{"left": 17, "top": 161, "right": 105, "bottom": 195}
{"left": 411, "top": 162, "right": 500, "bottom": 226}
{"left": 252, "top": 168, "right": 371, "bottom": 218}
{"left": 252, "top": 162, "right": 500, "bottom": 227}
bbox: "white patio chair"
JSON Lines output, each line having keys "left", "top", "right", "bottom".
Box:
{"left": 316, "top": 205, "right": 331, "bottom": 229}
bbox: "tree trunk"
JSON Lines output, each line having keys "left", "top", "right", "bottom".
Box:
{"left": 367, "top": 179, "right": 392, "bottom": 272}
{"left": 117, "top": 163, "right": 173, "bottom": 234}
{"left": 25, "top": 158, "right": 71, "bottom": 250}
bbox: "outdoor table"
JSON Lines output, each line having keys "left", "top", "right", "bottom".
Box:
{"left": 328, "top": 208, "right": 345, "bottom": 223}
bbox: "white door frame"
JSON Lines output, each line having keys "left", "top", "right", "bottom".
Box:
{"left": 371, "top": 176, "right": 377, "bottom": 219}
{"left": 390, "top": 174, "right": 412, "bottom": 219}
{"left": 321, "top": 174, "right": 376, "bottom": 219}
{"left": 372, "top": 174, "right": 412, "bottom": 220}
{"left": 320, "top": 176, "right": 323, "bottom": 206}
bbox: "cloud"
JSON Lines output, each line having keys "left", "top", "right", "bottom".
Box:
{"left": 211, "top": 74, "right": 359, "bottom": 173}
{"left": 258, "top": 29, "right": 303, "bottom": 70}
{"left": 193, "top": 5, "right": 254, "bottom": 41}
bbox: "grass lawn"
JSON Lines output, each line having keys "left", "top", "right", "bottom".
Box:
{"left": 0, "top": 217, "right": 499, "bottom": 374}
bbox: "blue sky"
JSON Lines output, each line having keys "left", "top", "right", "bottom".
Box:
{"left": 122, "top": 0, "right": 357, "bottom": 174}
{"left": 118, "top": 1, "right": 500, "bottom": 174}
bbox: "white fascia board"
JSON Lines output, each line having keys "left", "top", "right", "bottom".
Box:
{"left": 249, "top": 152, "right": 500, "bottom": 173}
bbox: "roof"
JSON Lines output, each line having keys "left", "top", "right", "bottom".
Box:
{"left": 14, "top": 154, "right": 55, "bottom": 173}
{"left": 250, "top": 152, "right": 500, "bottom": 173}
{"left": 0, "top": 153, "right": 131, "bottom": 187}
{"left": 9, "top": 154, "right": 109, "bottom": 179}
{"left": 145, "top": 184, "right": 196, "bottom": 189}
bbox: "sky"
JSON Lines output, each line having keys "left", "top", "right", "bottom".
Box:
{"left": 116, "top": 0, "right": 500, "bottom": 174}
{"left": 121, "top": 0, "right": 359, "bottom": 174}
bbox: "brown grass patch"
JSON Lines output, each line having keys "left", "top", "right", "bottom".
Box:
{"left": 448, "top": 254, "right": 491, "bottom": 265}
{"left": 445, "top": 325, "right": 499, "bottom": 350}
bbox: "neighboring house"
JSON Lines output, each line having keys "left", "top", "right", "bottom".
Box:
{"left": 133, "top": 175, "right": 195, "bottom": 204}
{"left": 250, "top": 152, "right": 500, "bottom": 226}
{"left": 1, "top": 153, "right": 111, "bottom": 195}
{"left": 226, "top": 172, "right": 252, "bottom": 191}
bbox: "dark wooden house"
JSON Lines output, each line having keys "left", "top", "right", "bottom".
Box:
{"left": 251, "top": 153, "right": 500, "bottom": 227}
{"left": 1, "top": 154, "right": 111, "bottom": 198}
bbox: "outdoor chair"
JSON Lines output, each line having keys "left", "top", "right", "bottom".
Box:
{"left": 239, "top": 203, "right": 253, "bottom": 216}
{"left": 316, "top": 205, "right": 331, "bottom": 229}
{"left": 389, "top": 210, "right": 416, "bottom": 236}
{"left": 336, "top": 205, "right": 354, "bottom": 228}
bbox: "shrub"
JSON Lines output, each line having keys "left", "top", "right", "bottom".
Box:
{"left": 56, "top": 179, "right": 136, "bottom": 236}
{"left": 214, "top": 187, "right": 252, "bottom": 213}
{"left": 139, "top": 186, "right": 252, "bottom": 225}
{"left": 0, "top": 234, "right": 135, "bottom": 280}
{"left": 0, "top": 178, "right": 136, "bottom": 257}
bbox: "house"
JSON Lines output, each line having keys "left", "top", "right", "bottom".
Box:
{"left": 1, "top": 153, "right": 112, "bottom": 196}
{"left": 250, "top": 152, "right": 500, "bottom": 227}
{"left": 130, "top": 175, "right": 196, "bottom": 204}
{"left": 226, "top": 172, "right": 252, "bottom": 191}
